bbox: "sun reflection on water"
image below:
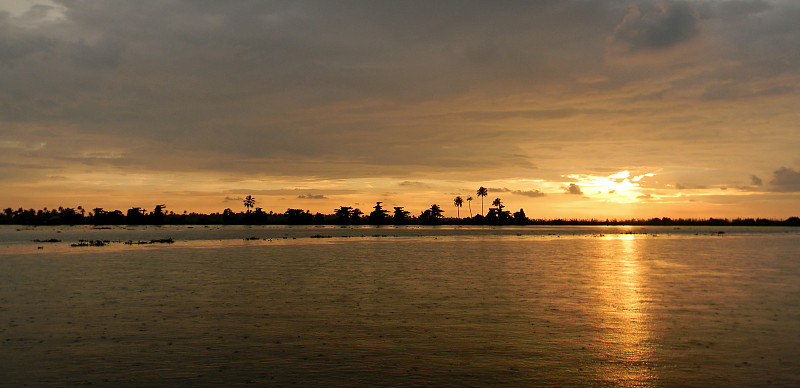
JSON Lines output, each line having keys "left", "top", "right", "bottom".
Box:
{"left": 592, "top": 233, "right": 654, "bottom": 386}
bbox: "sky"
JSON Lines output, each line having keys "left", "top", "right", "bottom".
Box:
{"left": 1, "top": 0, "right": 799, "bottom": 219}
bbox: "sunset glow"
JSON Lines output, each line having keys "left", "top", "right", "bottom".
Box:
{"left": 1, "top": 1, "right": 799, "bottom": 219}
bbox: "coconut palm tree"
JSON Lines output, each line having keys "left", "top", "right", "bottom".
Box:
{"left": 453, "top": 196, "right": 463, "bottom": 218}
{"left": 243, "top": 195, "right": 256, "bottom": 213}
{"left": 466, "top": 196, "right": 473, "bottom": 217}
{"left": 492, "top": 197, "right": 503, "bottom": 210}
{"left": 476, "top": 187, "right": 488, "bottom": 215}
{"left": 429, "top": 204, "right": 444, "bottom": 219}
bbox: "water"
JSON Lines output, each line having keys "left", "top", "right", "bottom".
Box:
{"left": 1, "top": 225, "right": 799, "bottom": 386}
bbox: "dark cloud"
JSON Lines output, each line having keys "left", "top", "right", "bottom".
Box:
{"left": 564, "top": 183, "right": 583, "bottom": 195}
{"left": 610, "top": 1, "right": 700, "bottom": 53}
{"left": 770, "top": 167, "right": 800, "bottom": 192}
{"left": 69, "top": 39, "right": 124, "bottom": 69}
{"left": 750, "top": 175, "right": 763, "bottom": 186}
{"left": 513, "top": 189, "right": 545, "bottom": 198}
{"left": 707, "top": 0, "right": 800, "bottom": 77}
{"left": 297, "top": 194, "right": 328, "bottom": 200}
{"left": 701, "top": 83, "right": 797, "bottom": 101}
{"left": 398, "top": 181, "right": 427, "bottom": 187}
{"left": 487, "top": 187, "right": 512, "bottom": 193}
{"left": 0, "top": 23, "right": 54, "bottom": 66}
{"left": 709, "top": 0, "right": 770, "bottom": 21}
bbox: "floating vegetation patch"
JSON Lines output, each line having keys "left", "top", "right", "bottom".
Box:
{"left": 71, "top": 240, "right": 109, "bottom": 247}
{"left": 124, "top": 238, "right": 175, "bottom": 245}
{"left": 32, "top": 239, "right": 61, "bottom": 243}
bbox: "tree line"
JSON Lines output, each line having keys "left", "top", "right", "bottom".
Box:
{"left": 2, "top": 187, "right": 799, "bottom": 226}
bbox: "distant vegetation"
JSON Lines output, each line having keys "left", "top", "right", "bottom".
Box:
{"left": 2, "top": 190, "right": 799, "bottom": 227}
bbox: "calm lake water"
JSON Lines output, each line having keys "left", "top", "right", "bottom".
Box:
{"left": 1, "top": 225, "right": 799, "bottom": 386}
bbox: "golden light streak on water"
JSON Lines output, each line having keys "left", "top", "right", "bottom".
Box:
{"left": 591, "top": 234, "right": 655, "bottom": 386}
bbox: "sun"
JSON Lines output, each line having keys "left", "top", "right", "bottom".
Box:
{"left": 566, "top": 171, "right": 655, "bottom": 203}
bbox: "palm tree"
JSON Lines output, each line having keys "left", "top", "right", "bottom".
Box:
{"left": 453, "top": 196, "right": 463, "bottom": 218}
{"left": 429, "top": 204, "right": 444, "bottom": 219}
{"left": 492, "top": 197, "right": 503, "bottom": 210}
{"left": 476, "top": 187, "right": 488, "bottom": 215}
{"left": 243, "top": 195, "right": 256, "bottom": 213}
{"left": 466, "top": 196, "right": 473, "bottom": 217}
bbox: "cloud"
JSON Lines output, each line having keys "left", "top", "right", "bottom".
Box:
{"left": 610, "top": 1, "right": 701, "bottom": 53}
{"left": 512, "top": 189, "right": 545, "bottom": 198}
{"left": 297, "top": 194, "right": 328, "bottom": 200}
{"left": 223, "top": 196, "right": 243, "bottom": 202}
{"left": 750, "top": 175, "right": 763, "bottom": 186}
{"left": 487, "top": 187, "right": 512, "bottom": 193}
{"left": 710, "top": 0, "right": 771, "bottom": 21}
{"left": 770, "top": 167, "right": 800, "bottom": 192}
{"left": 564, "top": 183, "right": 583, "bottom": 195}
{"left": 69, "top": 39, "right": 125, "bottom": 69}
{"left": 0, "top": 140, "right": 46, "bottom": 151}
{"left": 398, "top": 181, "right": 427, "bottom": 187}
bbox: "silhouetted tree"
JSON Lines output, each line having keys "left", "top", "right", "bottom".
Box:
{"left": 430, "top": 204, "right": 443, "bottom": 218}
{"left": 492, "top": 197, "right": 503, "bottom": 210}
{"left": 420, "top": 204, "right": 444, "bottom": 224}
{"left": 369, "top": 202, "right": 389, "bottom": 224}
{"left": 222, "top": 208, "right": 234, "bottom": 223}
{"left": 286, "top": 208, "right": 313, "bottom": 224}
{"left": 453, "top": 196, "right": 463, "bottom": 218}
{"left": 476, "top": 187, "right": 488, "bottom": 215}
{"left": 335, "top": 206, "right": 352, "bottom": 224}
{"left": 351, "top": 208, "right": 364, "bottom": 224}
{"left": 153, "top": 204, "right": 166, "bottom": 216}
{"left": 393, "top": 206, "right": 410, "bottom": 224}
{"left": 514, "top": 208, "right": 528, "bottom": 224}
{"left": 466, "top": 196, "right": 473, "bottom": 218}
{"left": 107, "top": 210, "right": 125, "bottom": 224}
{"left": 57, "top": 207, "right": 82, "bottom": 225}
{"left": 250, "top": 207, "right": 268, "bottom": 224}
{"left": 151, "top": 204, "right": 166, "bottom": 224}
{"left": 126, "top": 207, "right": 146, "bottom": 224}
{"left": 243, "top": 195, "right": 256, "bottom": 213}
